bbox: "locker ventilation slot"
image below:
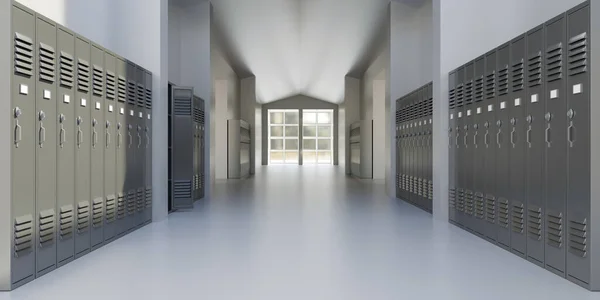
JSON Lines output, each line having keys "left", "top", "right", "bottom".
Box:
{"left": 39, "top": 209, "right": 56, "bottom": 246}
{"left": 92, "top": 198, "right": 104, "bottom": 228}
{"left": 547, "top": 212, "right": 563, "bottom": 248}
{"left": 485, "top": 195, "right": 496, "bottom": 223}
{"left": 465, "top": 80, "right": 473, "bottom": 104}
{"left": 59, "top": 205, "right": 74, "bottom": 239}
{"left": 474, "top": 76, "right": 484, "bottom": 102}
{"left": 511, "top": 202, "right": 524, "bottom": 234}
{"left": 465, "top": 190, "right": 474, "bottom": 216}
{"left": 145, "top": 188, "right": 153, "bottom": 208}
{"left": 137, "top": 189, "right": 145, "bottom": 212}
{"left": 194, "top": 107, "right": 203, "bottom": 123}
{"left": 568, "top": 218, "right": 587, "bottom": 257}
{"left": 92, "top": 65, "right": 103, "bottom": 96}
{"left": 39, "top": 43, "right": 56, "bottom": 83}
{"left": 475, "top": 193, "right": 485, "bottom": 219}
{"left": 455, "top": 84, "right": 464, "bottom": 108}
{"left": 568, "top": 32, "right": 587, "bottom": 76}
{"left": 174, "top": 180, "right": 193, "bottom": 199}
{"left": 546, "top": 43, "right": 563, "bottom": 82}
{"left": 14, "top": 215, "right": 33, "bottom": 255}
{"left": 498, "top": 67, "right": 509, "bottom": 96}
{"left": 485, "top": 71, "right": 496, "bottom": 99}
{"left": 174, "top": 98, "right": 192, "bottom": 116}
{"left": 105, "top": 195, "right": 116, "bottom": 223}
{"left": 127, "top": 81, "right": 137, "bottom": 105}
{"left": 511, "top": 59, "right": 524, "bottom": 92}
{"left": 448, "top": 188, "right": 455, "bottom": 210}
{"left": 137, "top": 84, "right": 145, "bottom": 108}
{"left": 498, "top": 198, "right": 509, "bottom": 228}
{"left": 528, "top": 52, "right": 542, "bottom": 87}
{"left": 77, "top": 59, "right": 90, "bottom": 93}
{"left": 456, "top": 188, "right": 465, "bottom": 212}
{"left": 77, "top": 201, "right": 90, "bottom": 232}
{"left": 14, "top": 32, "right": 34, "bottom": 77}
{"left": 117, "top": 76, "right": 127, "bottom": 102}
{"left": 106, "top": 72, "right": 116, "bottom": 100}
{"left": 127, "top": 191, "right": 136, "bottom": 215}
{"left": 527, "top": 207, "right": 542, "bottom": 241}
{"left": 58, "top": 51, "right": 75, "bottom": 88}
{"left": 117, "top": 193, "right": 126, "bottom": 219}
{"left": 428, "top": 180, "right": 433, "bottom": 200}
{"left": 145, "top": 88, "right": 152, "bottom": 109}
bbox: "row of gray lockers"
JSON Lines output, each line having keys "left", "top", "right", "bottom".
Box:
{"left": 227, "top": 119, "right": 251, "bottom": 179}
{"left": 3, "top": 2, "right": 153, "bottom": 290}
{"left": 447, "top": 1, "right": 600, "bottom": 289}
{"left": 395, "top": 82, "right": 433, "bottom": 213}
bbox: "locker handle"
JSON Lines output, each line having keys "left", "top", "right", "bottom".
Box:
{"left": 496, "top": 130, "right": 501, "bottom": 148}
{"left": 117, "top": 132, "right": 122, "bottom": 149}
{"left": 455, "top": 133, "right": 460, "bottom": 148}
{"left": 510, "top": 128, "right": 516, "bottom": 148}
{"left": 484, "top": 131, "right": 489, "bottom": 147}
{"left": 463, "top": 132, "right": 468, "bottom": 148}
{"left": 526, "top": 127, "right": 532, "bottom": 148}
{"left": 106, "top": 130, "right": 111, "bottom": 148}
{"left": 146, "top": 131, "right": 150, "bottom": 148}
{"left": 473, "top": 131, "right": 478, "bottom": 147}
{"left": 14, "top": 121, "right": 22, "bottom": 148}
{"left": 59, "top": 127, "right": 66, "bottom": 148}
{"left": 128, "top": 132, "right": 133, "bottom": 148}
{"left": 448, "top": 132, "right": 452, "bottom": 148}
{"left": 77, "top": 128, "right": 82, "bottom": 148}
{"left": 39, "top": 123, "right": 46, "bottom": 148}
{"left": 92, "top": 129, "right": 97, "bottom": 149}
{"left": 137, "top": 133, "right": 142, "bottom": 148}
{"left": 568, "top": 123, "right": 575, "bottom": 147}
{"left": 545, "top": 126, "right": 551, "bottom": 148}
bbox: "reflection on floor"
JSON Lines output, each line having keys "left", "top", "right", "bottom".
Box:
{"left": 2, "top": 166, "right": 599, "bottom": 299}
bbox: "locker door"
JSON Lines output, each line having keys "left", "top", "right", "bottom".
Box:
{"left": 496, "top": 43, "right": 511, "bottom": 249}
{"left": 56, "top": 26, "right": 76, "bottom": 267}
{"left": 565, "top": 3, "right": 590, "bottom": 286}
{"left": 484, "top": 50, "right": 498, "bottom": 242}
{"left": 144, "top": 70, "right": 153, "bottom": 223}
{"left": 200, "top": 101, "right": 206, "bottom": 199}
{"left": 473, "top": 56, "right": 486, "bottom": 236}
{"left": 427, "top": 84, "right": 433, "bottom": 212}
{"left": 455, "top": 66, "right": 465, "bottom": 227}
{"left": 90, "top": 44, "right": 105, "bottom": 249}
{"left": 509, "top": 34, "right": 527, "bottom": 257}
{"left": 126, "top": 61, "right": 137, "bottom": 231}
{"left": 11, "top": 3, "right": 36, "bottom": 286}
{"left": 115, "top": 58, "right": 127, "bottom": 235}
{"left": 103, "top": 51, "right": 117, "bottom": 242}
{"left": 448, "top": 70, "right": 457, "bottom": 222}
{"left": 464, "top": 62, "right": 475, "bottom": 231}
{"left": 135, "top": 66, "right": 146, "bottom": 227}
{"left": 544, "top": 14, "right": 567, "bottom": 277}
{"left": 526, "top": 25, "right": 545, "bottom": 266}
{"left": 74, "top": 36, "right": 91, "bottom": 258}
{"left": 171, "top": 86, "right": 195, "bottom": 209}
{"left": 416, "top": 90, "right": 424, "bottom": 208}
{"left": 35, "top": 15, "right": 58, "bottom": 276}
{"left": 395, "top": 102, "right": 400, "bottom": 199}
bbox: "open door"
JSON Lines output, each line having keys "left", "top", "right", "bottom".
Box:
{"left": 170, "top": 86, "right": 195, "bottom": 209}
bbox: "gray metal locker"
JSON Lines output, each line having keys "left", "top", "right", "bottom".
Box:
{"left": 115, "top": 57, "right": 127, "bottom": 235}
{"left": 125, "top": 61, "right": 137, "bottom": 231}
{"left": 35, "top": 14, "right": 58, "bottom": 276}
{"left": 89, "top": 43, "right": 105, "bottom": 249}
{"left": 198, "top": 98, "right": 206, "bottom": 199}
{"left": 135, "top": 65, "right": 146, "bottom": 227}
{"left": 509, "top": 34, "right": 527, "bottom": 257}
{"left": 144, "top": 70, "right": 153, "bottom": 223}
{"left": 448, "top": 70, "right": 457, "bottom": 223}
{"left": 74, "top": 35, "right": 91, "bottom": 258}
{"left": 11, "top": 2, "right": 37, "bottom": 287}
{"left": 526, "top": 25, "right": 545, "bottom": 266}
{"left": 484, "top": 49, "right": 498, "bottom": 243}
{"left": 544, "top": 13, "right": 567, "bottom": 277}
{"left": 473, "top": 55, "right": 486, "bottom": 236}
{"left": 495, "top": 43, "right": 511, "bottom": 249}
{"left": 171, "top": 86, "right": 195, "bottom": 209}
{"left": 455, "top": 66, "right": 465, "bottom": 227}
{"left": 463, "top": 61, "right": 475, "bottom": 232}
{"left": 103, "top": 51, "right": 117, "bottom": 242}
{"left": 56, "top": 25, "right": 76, "bottom": 267}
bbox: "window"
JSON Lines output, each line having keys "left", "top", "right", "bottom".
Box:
{"left": 268, "top": 109, "right": 299, "bottom": 164}
{"left": 302, "top": 109, "right": 333, "bottom": 164}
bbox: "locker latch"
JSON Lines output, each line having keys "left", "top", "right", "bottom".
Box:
{"left": 117, "top": 123, "right": 122, "bottom": 149}
{"left": 77, "top": 116, "right": 83, "bottom": 148}
{"left": 59, "top": 114, "right": 66, "bottom": 148}
{"left": 14, "top": 107, "right": 22, "bottom": 148}
{"left": 92, "top": 119, "right": 98, "bottom": 149}
{"left": 38, "top": 111, "right": 46, "bottom": 148}
{"left": 106, "top": 121, "right": 111, "bottom": 148}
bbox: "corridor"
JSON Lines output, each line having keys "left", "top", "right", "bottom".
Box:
{"left": 2, "top": 166, "right": 598, "bottom": 300}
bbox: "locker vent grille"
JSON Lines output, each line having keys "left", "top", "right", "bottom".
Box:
{"left": 77, "top": 59, "right": 90, "bottom": 93}
{"left": 77, "top": 201, "right": 90, "bottom": 232}
{"left": 569, "top": 218, "right": 587, "bottom": 257}
{"left": 465, "top": 190, "right": 474, "bottom": 216}
{"left": 568, "top": 32, "right": 587, "bottom": 76}
{"left": 456, "top": 188, "right": 465, "bottom": 212}
{"left": 117, "top": 193, "right": 126, "bottom": 219}
{"left": 428, "top": 180, "right": 433, "bottom": 200}
{"left": 485, "top": 194, "right": 496, "bottom": 223}
{"left": 117, "top": 76, "right": 127, "bottom": 102}
{"left": 464, "top": 80, "right": 474, "bottom": 104}
{"left": 527, "top": 206, "right": 542, "bottom": 241}
{"left": 498, "top": 198, "right": 509, "bottom": 228}
{"left": 92, "top": 198, "right": 104, "bottom": 228}
{"left": 498, "top": 67, "right": 509, "bottom": 96}
{"left": 137, "top": 84, "right": 145, "bottom": 108}
{"left": 136, "top": 189, "right": 145, "bottom": 212}
{"left": 547, "top": 212, "right": 563, "bottom": 248}
{"left": 455, "top": 84, "right": 464, "bottom": 107}
{"left": 194, "top": 107, "right": 203, "bottom": 123}
{"left": 92, "top": 65, "right": 103, "bottom": 96}
{"left": 475, "top": 192, "right": 485, "bottom": 219}
{"left": 511, "top": 202, "right": 525, "bottom": 234}
{"left": 145, "top": 188, "right": 153, "bottom": 208}
{"left": 174, "top": 98, "right": 192, "bottom": 116}
{"left": 174, "top": 180, "right": 192, "bottom": 199}
{"left": 485, "top": 71, "right": 496, "bottom": 99}
{"left": 528, "top": 51, "right": 542, "bottom": 87}
{"left": 14, "top": 214, "right": 33, "bottom": 255}
{"left": 105, "top": 71, "right": 116, "bottom": 100}
{"left": 105, "top": 195, "right": 116, "bottom": 223}
{"left": 511, "top": 59, "right": 524, "bottom": 92}
{"left": 39, "top": 209, "right": 56, "bottom": 246}
{"left": 474, "top": 76, "right": 484, "bottom": 102}
{"left": 127, "top": 191, "right": 136, "bottom": 215}
{"left": 127, "top": 81, "right": 137, "bottom": 105}
{"left": 59, "top": 205, "right": 74, "bottom": 239}
{"left": 59, "top": 51, "right": 74, "bottom": 88}
{"left": 39, "top": 43, "right": 56, "bottom": 83}
{"left": 145, "top": 88, "right": 152, "bottom": 109}
{"left": 14, "top": 32, "right": 34, "bottom": 77}
{"left": 546, "top": 43, "right": 563, "bottom": 82}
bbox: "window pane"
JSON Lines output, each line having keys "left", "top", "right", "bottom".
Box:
{"left": 270, "top": 151, "right": 284, "bottom": 162}
{"left": 303, "top": 112, "right": 317, "bottom": 124}
{"left": 303, "top": 126, "right": 317, "bottom": 137}
{"left": 271, "top": 126, "right": 284, "bottom": 137}
{"left": 285, "top": 151, "right": 298, "bottom": 163}
{"left": 270, "top": 139, "right": 283, "bottom": 150}
{"left": 318, "top": 139, "right": 331, "bottom": 150}
{"left": 318, "top": 126, "right": 331, "bottom": 137}
{"left": 285, "top": 139, "right": 298, "bottom": 150}
{"left": 285, "top": 111, "right": 299, "bottom": 124}
{"left": 303, "top": 151, "right": 317, "bottom": 164}
{"left": 318, "top": 112, "right": 331, "bottom": 124}
{"left": 270, "top": 112, "right": 284, "bottom": 124}
{"left": 318, "top": 151, "right": 331, "bottom": 163}
{"left": 285, "top": 126, "right": 299, "bottom": 137}
{"left": 303, "top": 138, "right": 316, "bottom": 150}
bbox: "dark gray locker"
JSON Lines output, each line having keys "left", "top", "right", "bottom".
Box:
{"left": 135, "top": 65, "right": 146, "bottom": 227}
{"left": 56, "top": 25, "right": 76, "bottom": 267}
{"left": 90, "top": 44, "right": 105, "bottom": 249}
{"left": 455, "top": 66, "right": 465, "bottom": 227}
{"left": 526, "top": 25, "right": 545, "bottom": 266}
{"left": 484, "top": 49, "right": 498, "bottom": 242}
{"left": 495, "top": 43, "right": 511, "bottom": 249}
{"left": 144, "top": 70, "right": 153, "bottom": 223}
{"left": 463, "top": 61, "right": 475, "bottom": 232}
{"left": 199, "top": 98, "right": 206, "bottom": 199}
{"left": 125, "top": 61, "right": 137, "bottom": 231}
{"left": 544, "top": 14, "right": 567, "bottom": 277}
{"left": 171, "top": 86, "right": 195, "bottom": 209}
{"left": 74, "top": 35, "right": 91, "bottom": 258}
{"left": 448, "top": 70, "right": 457, "bottom": 223}
{"left": 11, "top": 3, "right": 37, "bottom": 287}
{"left": 566, "top": 3, "right": 590, "bottom": 286}
{"left": 473, "top": 56, "right": 486, "bottom": 236}
{"left": 103, "top": 51, "right": 117, "bottom": 242}
{"left": 35, "top": 14, "right": 58, "bottom": 276}
{"left": 509, "top": 34, "right": 527, "bottom": 257}
{"left": 115, "top": 58, "right": 127, "bottom": 235}
{"left": 427, "top": 84, "right": 433, "bottom": 212}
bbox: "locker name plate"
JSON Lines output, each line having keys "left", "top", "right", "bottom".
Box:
{"left": 550, "top": 89, "right": 558, "bottom": 99}
{"left": 95, "top": 102, "right": 101, "bottom": 110}
{"left": 477, "top": 107, "right": 482, "bottom": 114}
{"left": 81, "top": 98, "right": 87, "bottom": 107}
{"left": 19, "top": 84, "right": 28, "bottom": 95}
{"left": 43, "top": 90, "right": 51, "bottom": 100}
{"left": 573, "top": 84, "right": 582, "bottom": 95}
{"left": 109, "top": 105, "right": 113, "bottom": 112}
{"left": 63, "top": 95, "right": 71, "bottom": 103}
{"left": 488, "top": 104, "right": 493, "bottom": 112}
{"left": 500, "top": 101, "right": 506, "bottom": 109}
{"left": 130, "top": 110, "right": 134, "bottom": 116}
{"left": 120, "top": 108, "right": 125, "bottom": 115}
{"left": 531, "top": 94, "right": 538, "bottom": 103}
{"left": 467, "top": 110, "right": 472, "bottom": 116}
{"left": 514, "top": 98, "right": 521, "bottom": 106}
{"left": 139, "top": 112, "right": 143, "bottom": 118}
{"left": 147, "top": 114, "right": 151, "bottom": 120}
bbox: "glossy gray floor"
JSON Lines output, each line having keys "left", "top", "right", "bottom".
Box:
{"left": 2, "top": 166, "right": 600, "bottom": 299}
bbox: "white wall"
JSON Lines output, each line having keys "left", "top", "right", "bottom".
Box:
{"left": 168, "top": 2, "right": 182, "bottom": 84}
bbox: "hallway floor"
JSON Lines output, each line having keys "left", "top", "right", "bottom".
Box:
{"left": 2, "top": 166, "right": 599, "bottom": 300}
